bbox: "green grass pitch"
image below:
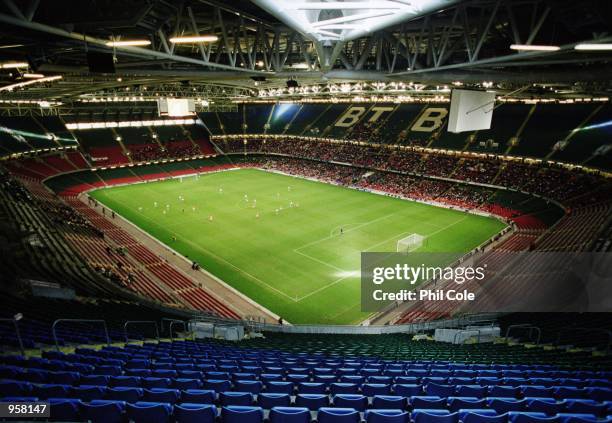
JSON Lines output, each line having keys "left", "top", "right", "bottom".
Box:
{"left": 90, "top": 168, "right": 506, "bottom": 324}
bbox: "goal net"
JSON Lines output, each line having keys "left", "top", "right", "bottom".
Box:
{"left": 397, "top": 234, "right": 426, "bottom": 253}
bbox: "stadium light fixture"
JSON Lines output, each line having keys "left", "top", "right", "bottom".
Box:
{"left": 575, "top": 43, "right": 612, "bottom": 51}
{"left": 0, "top": 75, "right": 62, "bottom": 92}
{"left": 510, "top": 44, "right": 560, "bottom": 51}
{"left": 1, "top": 62, "right": 29, "bottom": 69}
{"left": 169, "top": 35, "right": 219, "bottom": 43}
{"left": 105, "top": 40, "right": 151, "bottom": 47}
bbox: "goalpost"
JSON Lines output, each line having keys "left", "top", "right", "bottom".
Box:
{"left": 397, "top": 233, "right": 426, "bottom": 253}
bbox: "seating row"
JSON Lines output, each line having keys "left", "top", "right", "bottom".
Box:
{"left": 1, "top": 398, "right": 611, "bottom": 423}
{"left": 2, "top": 383, "right": 610, "bottom": 415}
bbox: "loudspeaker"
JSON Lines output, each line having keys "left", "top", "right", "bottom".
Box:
{"left": 448, "top": 89, "right": 495, "bottom": 133}
{"left": 87, "top": 52, "right": 116, "bottom": 74}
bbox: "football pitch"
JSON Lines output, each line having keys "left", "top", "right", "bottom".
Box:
{"left": 90, "top": 168, "right": 506, "bottom": 324}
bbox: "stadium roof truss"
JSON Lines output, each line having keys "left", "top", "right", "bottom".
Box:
{"left": 0, "top": 0, "right": 610, "bottom": 108}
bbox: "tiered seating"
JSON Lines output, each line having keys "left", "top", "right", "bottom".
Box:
{"left": 510, "top": 104, "right": 596, "bottom": 159}
{"left": 267, "top": 103, "right": 302, "bottom": 135}
{"left": 88, "top": 146, "right": 130, "bottom": 166}
{"left": 376, "top": 104, "right": 425, "bottom": 145}
{"left": 0, "top": 291, "right": 191, "bottom": 348}
{"left": 535, "top": 203, "right": 611, "bottom": 251}
{"left": 245, "top": 104, "right": 273, "bottom": 134}
{"left": 285, "top": 104, "right": 328, "bottom": 136}
{"left": 43, "top": 154, "right": 79, "bottom": 173}
{"left": 198, "top": 111, "right": 225, "bottom": 135}
{"left": 1, "top": 336, "right": 610, "bottom": 422}
{"left": 65, "top": 151, "right": 90, "bottom": 169}
{"left": 63, "top": 197, "right": 239, "bottom": 319}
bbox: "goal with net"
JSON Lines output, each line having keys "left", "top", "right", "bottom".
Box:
{"left": 397, "top": 234, "right": 426, "bottom": 253}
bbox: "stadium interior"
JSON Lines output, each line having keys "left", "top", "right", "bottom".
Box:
{"left": 0, "top": 0, "right": 611, "bottom": 421}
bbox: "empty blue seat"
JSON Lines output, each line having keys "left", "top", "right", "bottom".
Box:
{"left": 205, "top": 379, "right": 232, "bottom": 392}
{"left": 261, "top": 373, "right": 283, "bottom": 382}
{"left": 394, "top": 384, "right": 423, "bottom": 396}
{"left": 457, "top": 385, "right": 487, "bottom": 398}
{"left": 0, "top": 380, "right": 32, "bottom": 396}
{"left": 153, "top": 369, "right": 178, "bottom": 378}
{"left": 126, "top": 369, "right": 152, "bottom": 377}
{"left": 48, "top": 398, "right": 82, "bottom": 421}
{"left": 365, "top": 409, "right": 410, "bottom": 423}
{"left": 363, "top": 384, "right": 392, "bottom": 396}
{"left": 142, "top": 377, "right": 172, "bottom": 389}
{"left": 22, "top": 369, "right": 49, "bottom": 383}
{"left": 427, "top": 383, "right": 456, "bottom": 397}
{"left": 556, "top": 413, "right": 602, "bottom": 423}
{"left": 178, "top": 370, "right": 203, "bottom": 379}
{"left": 458, "top": 409, "right": 506, "bottom": 423}
{"left": 143, "top": 388, "right": 180, "bottom": 404}
{"left": 0, "top": 396, "right": 38, "bottom": 402}
{"left": 258, "top": 393, "right": 291, "bottom": 408}
{"left": 299, "top": 382, "right": 326, "bottom": 394}
{"left": 235, "top": 380, "right": 263, "bottom": 394}
{"left": 267, "top": 381, "right": 295, "bottom": 394}
{"left": 70, "top": 385, "right": 106, "bottom": 401}
{"left": 412, "top": 409, "right": 458, "bottom": 423}
{"left": 49, "top": 371, "right": 80, "bottom": 385}
{"left": 488, "top": 398, "right": 527, "bottom": 414}
{"left": 586, "top": 387, "right": 612, "bottom": 401}
{"left": 373, "top": 395, "right": 408, "bottom": 409}
{"left": 332, "top": 381, "right": 359, "bottom": 393}
{"left": 334, "top": 394, "right": 368, "bottom": 411}
{"left": 287, "top": 374, "right": 310, "bottom": 383}
{"left": 95, "top": 365, "right": 122, "bottom": 376}
{"left": 125, "top": 359, "right": 150, "bottom": 369}
{"left": 522, "top": 386, "right": 555, "bottom": 398}
{"left": 318, "top": 407, "right": 360, "bottom": 423}
{"left": 269, "top": 406, "right": 311, "bottom": 423}
{"left": 106, "top": 386, "right": 144, "bottom": 403}
{"left": 342, "top": 375, "right": 366, "bottom": 384}
{"left": 174, "top": 378, "right": 202, "bottom": 390}
{"left": 35, "top": 384, "right": 70, "bottom": 399}
{"left": 174, "top": 403, "right": 217, "bottom": 423}
{"left": 410, "top": 396, "right": 447, "bottom": 410}
{"left": 127, "top": 401, "right": 173, "bottom": 423}
{"left": 555, "top": 387, "right": 587, "bottom": 400}
{"left": 221, "top": 405, "right": 264, "bottom": 423}
{"left": 564, "top": 399, "right": 607, "bottom": 415}
{"left": 181, "top": 389, "right": 215, "bottom": 403}
{"left": 233, "top": 372, "right": 257, "bottom": 381}
{"left": 110, "top": 375, "right": 141, "bottom": 387}
{"left": 80, "top": 374, "right": 110, "bottom": 386}
{"left": 489, "top": 386, "right": 521, "bottom": 398}
{"left": 526, "top": 398, "right": 565, "bottom": 415}
{"left": 315, "top": 375, "right": 338, "bottom": 384}
{"left": 81, "top": 399, "right": 126, "bottom": 423}
{"left": 296, "top": 393, "right": 329, "bottom": 410}
{"left": 448, "top": 397, "right": 487, "bottom": 412}
{"left": 220, "top": 391, "right": 253, "bottom": 406}
{"left": 370, "top": 376, "right": 394, "bottom": 384}
{"left": 508, "top": 411, "right": 558, "bottom": 423}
